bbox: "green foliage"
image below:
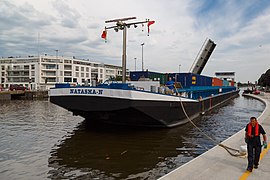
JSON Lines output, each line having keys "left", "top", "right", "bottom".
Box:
{"left": 115, "top": 76, "right": 122, "bottom": 81}
{"left": 258, "top": 69, "right": 270, "bottom": 87}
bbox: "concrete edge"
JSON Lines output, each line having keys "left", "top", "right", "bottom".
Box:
{"left": 159, "top": 93, "right": 268, "bottom": 180}
{"left": 242, "top": 93, "right": 269, "bottom": 123}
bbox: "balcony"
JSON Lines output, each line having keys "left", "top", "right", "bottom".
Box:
{"left": 64, "top": 71, "right": 72, "bottom": 76}
{"left": 7, "top": 77, "right": 29, "bottom": 83}
{"left": 7, "top": 72, "right": 30, "bottom": 77}
{"left": 64, "top": 65, "right": 72, "bottom": 70}
{"left": 6, "top": 68, "right": 29, "bottom": 72}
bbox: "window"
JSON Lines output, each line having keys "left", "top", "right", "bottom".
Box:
{"left": 86, "top": 67, "right": 89, "bottom": 72}
{"left": 45, "top": 64, "right": 56, "bottom": 69}
{"left": 64, "top": 71, "right": 72, "bottom": 76}
{"left": 73, "top": 78, "right": 77, "bottom": 82}
{"left": 81, "top": 67, "right": 84, "bottom": 71}
{"left": 86, "top": 73, "right": 89, "bottom": 78}
{"left": 100, "top": 69, "right": 103, "bottom": 73}
{"left": 76, "top": 72, "right": 79, "bottom": 77}
{"left": 31, "top": 71, "right": 35, "bottom": 76}
{"left": 75, "top": 66, "right": 79, "bottom": 71}
{"left": 46, "top": 78, "right": 56, "bottom": 82}
{"left": 64, "top": 60, "right": 72, "bottom": 64}
{"left": 31, "top": 65, "right": 35, "bottom": 69}
{"left": 1, "top": 66, "right": 5, "bottom": 70}
{"left": 64, "top": 65, "right": 72, "bottom": 70}
{"left": 81, "top": 73, "right": 84, "bottom": 77}
{"left": 64, "top": 77, "right": 72, "bottom": 82}
{"left": 46, "top": 72, "right": 56, "bottom": 76}
{"left": 1, "top": 72, "right": 4, "bottom": 76}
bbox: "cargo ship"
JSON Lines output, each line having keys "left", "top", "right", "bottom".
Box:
{"left": 49, "top": 39, "right": 240, "bottom": 127}
{"left": 49, "top": 76, "right": 239, "bottom": 127}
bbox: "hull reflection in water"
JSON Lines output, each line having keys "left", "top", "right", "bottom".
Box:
{"left": 48, "top": 121, "right": 201, "bottom": 179}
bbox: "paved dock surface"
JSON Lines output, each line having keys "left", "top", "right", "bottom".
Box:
{"left": 159, "top": 92, "right": 270, "bottom": 180}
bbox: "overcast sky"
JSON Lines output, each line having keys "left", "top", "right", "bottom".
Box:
{"left": 1, "top": 0, "right": 270, "bottom": 82}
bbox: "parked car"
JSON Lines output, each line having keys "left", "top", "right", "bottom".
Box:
{"left": 9, "top": 84, "right": 27, "bottom": 91}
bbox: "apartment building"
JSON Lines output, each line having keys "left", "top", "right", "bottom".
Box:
{"left": 0, "top": 55, "right": 127, "bottom": 90}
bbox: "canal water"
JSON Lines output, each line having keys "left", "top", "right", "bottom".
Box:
{"left": 0, "top": 94, "right": 265, "bottom": 180}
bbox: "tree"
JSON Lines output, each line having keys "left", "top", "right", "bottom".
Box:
{"left": 258, "top": 69, "right": 270, "bottom": 87}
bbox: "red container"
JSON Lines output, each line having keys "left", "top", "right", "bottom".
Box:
{"left": 231, "top": 80, "right": 235, "bottom": 87}
{"left": 212, "top": 77, "right": 223, "bottom": 86}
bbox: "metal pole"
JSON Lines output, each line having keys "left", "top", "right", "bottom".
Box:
{"left": 122, "top": 26, "right": 127, "bottom": 83}
{"left": 134, "top": 58, "right": 137, "bottom": 71}
{"left": 141, "top": 43, "right": 144, "bottom": 71}
{"left": 55, "top": 50, "right": 59, "bottom": 83}
{"left": 104, "top": 17, "right": 153, "bottom": 81}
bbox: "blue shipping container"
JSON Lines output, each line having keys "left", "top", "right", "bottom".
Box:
{"left": 169, "top": 73, "right": 212, "bottom": 88}
{"left": 130, "top": 71, "right": 150, "bottom": 81}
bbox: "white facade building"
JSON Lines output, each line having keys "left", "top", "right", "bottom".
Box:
{"left": 0, "top": 55, "right": 127, "bottom": 90}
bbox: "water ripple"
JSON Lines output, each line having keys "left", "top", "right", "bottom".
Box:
{"left": 0, "top": 95, "right": 265, "bottom": 179}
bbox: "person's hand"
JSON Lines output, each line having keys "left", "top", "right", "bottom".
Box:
{"left": 263, "top": 141, "right": 267, "bottom": 149}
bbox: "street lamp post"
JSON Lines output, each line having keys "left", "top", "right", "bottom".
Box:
{"left": 122, "top": 27, "right": 127, "bottom": 82}
{"left": 141, "top": 43, "right": 144, "bottom": 71}
{"left": 134, "top": 57, "right": 137, "bottom": 71}
{"left": 55, "top": 49, "right": 59, "bottom": 83}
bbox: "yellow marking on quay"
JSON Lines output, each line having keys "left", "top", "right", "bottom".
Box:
{"left": 239, "top": 142, "right": 270, "bottom": 180}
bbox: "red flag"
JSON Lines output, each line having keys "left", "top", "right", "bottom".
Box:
{"left": 101, "top": 30, "right": 107, "bottom": 41}
{"left": 147, "top": 21, "right": 155, "bottom": 35}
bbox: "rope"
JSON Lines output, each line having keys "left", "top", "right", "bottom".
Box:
{"left": 173, "top": 85, "right": 246, "bottom": 157}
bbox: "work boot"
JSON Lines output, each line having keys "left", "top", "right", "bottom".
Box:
{"left": 246, "top": 167, "right": 253, "bottom": 172}
{"left": 254, "top": 164, "right": 258, "bottom": 169}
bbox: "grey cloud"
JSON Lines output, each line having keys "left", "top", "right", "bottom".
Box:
{"left": 48, "top": 35, "right": 87, "bottom": 45}
{"left": 87, "top": 23, "right": 100, "bottom": 29}
{"left": 0, "top": 1, "right": 53, "bottom": 31}
{"left": 53, "top": 0, "right": 81, "bottom": 28}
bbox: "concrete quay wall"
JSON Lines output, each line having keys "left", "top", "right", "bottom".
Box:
{"left": 0, "top": 90, "right": 48, "bottom": 101}
{"left": 159, "top": 92, "right": 270, "bottom": 180}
